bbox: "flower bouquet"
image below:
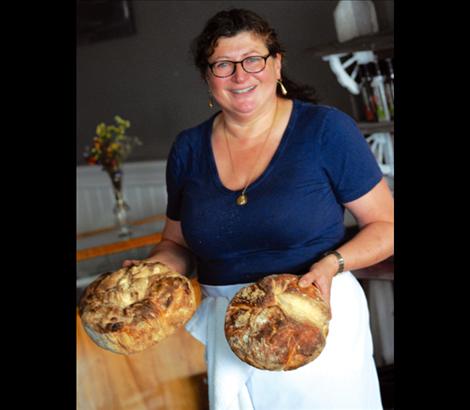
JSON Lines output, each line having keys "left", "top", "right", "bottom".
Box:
{"left": 83, "top": 115, "right": 142, "bottom": 237}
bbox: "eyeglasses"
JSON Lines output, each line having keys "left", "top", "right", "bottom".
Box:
{"left": 208, "top": 54, "right": 272, "bottom": 78}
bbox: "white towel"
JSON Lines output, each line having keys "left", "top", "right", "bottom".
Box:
{"left": 186, "top": 274, "right": 383, "bottom": 410}
{"left": 185, "top": 284, "right": 255, "bottom": 410}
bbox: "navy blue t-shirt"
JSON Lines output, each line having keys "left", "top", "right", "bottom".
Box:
{"left": 166, "top": 99, "right": 382, "bottom": 285}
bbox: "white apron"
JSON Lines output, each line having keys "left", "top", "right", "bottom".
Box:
{"left": 185, "top": 271, "right": 383, "bottom": 410}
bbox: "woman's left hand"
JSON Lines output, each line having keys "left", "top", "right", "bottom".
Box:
{"left": 298, "top": 257, "right": 337, "bottom": 307}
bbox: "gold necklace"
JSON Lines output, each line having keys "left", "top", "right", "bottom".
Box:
{"left": 223, "top": 99, "right": 279, "bottom": 206}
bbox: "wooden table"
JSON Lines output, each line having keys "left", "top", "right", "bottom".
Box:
{"left": 351, "top": 257, "right": 394, "bottom": 281}
{"left": 77, "top": 311, "right": 208, "bottom": 410}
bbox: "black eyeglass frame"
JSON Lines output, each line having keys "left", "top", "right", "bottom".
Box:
{"left": 208, "top": 53, "right": 272, "bottom": 78}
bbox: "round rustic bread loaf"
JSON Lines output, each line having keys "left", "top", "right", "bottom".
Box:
{"left": 224, "top": 274, "right": 331, "bottom": 371}
{"left": 79, "top": 262, "right": 198, "bottom": 355}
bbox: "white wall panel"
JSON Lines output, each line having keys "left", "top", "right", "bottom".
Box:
{"left": 77, "top": 160, "right": 167, "bottom": 233}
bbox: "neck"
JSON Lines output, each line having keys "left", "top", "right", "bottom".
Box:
{"left": 222, "top": 97, "right": 281, "bottom": 141}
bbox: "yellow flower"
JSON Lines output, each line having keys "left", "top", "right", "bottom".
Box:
{"left": 115, "top": 115, "right": 130, "bottom": 128}
{"left": 96, "top": 123, "right": 106, "bottom": 137}
{"left": 84, "top": 116, "right": 140, "bottom": 169}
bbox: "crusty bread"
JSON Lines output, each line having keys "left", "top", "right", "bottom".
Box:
{"left": 224, "top": 274, "right": 331, "bottom": 370}
{"left": 78, "top": 262, "right": 198, "bottom": 355}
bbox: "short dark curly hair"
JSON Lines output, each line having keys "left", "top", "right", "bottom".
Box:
{"left": 191, "top": 9, "right": 285, "bottom": 79}
{"left": 190, "top": 8, "right": 317, "bottom": 103}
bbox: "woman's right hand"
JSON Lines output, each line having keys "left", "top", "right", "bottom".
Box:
{"left": 122, "top": 259, "right": 147, "bottom": 268}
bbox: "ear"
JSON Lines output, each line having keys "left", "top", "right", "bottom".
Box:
{"left": 204, "top": 70, "right": 213, "bottom": 85}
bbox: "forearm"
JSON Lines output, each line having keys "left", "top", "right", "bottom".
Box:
{"left": 322, "top": 221, "right": 394, "bottom": 274}
{"left": 146, "top": 238, "right": 196, "bottom": 276}
{"left": 300, "top": 179, "right": 393, "bottom": 305}
{"left": 300, "top": 221, "right": 393, "bottom": 304}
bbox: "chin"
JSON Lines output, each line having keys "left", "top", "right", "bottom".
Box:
{"left": 233, "top": 102, "right": 258, "bottom": 114}
{"left": 227, "top": 95, "right": 265, "bottom": 115}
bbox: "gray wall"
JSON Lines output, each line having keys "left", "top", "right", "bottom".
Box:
{"left": 76, "top": 0, "right": 393, "bottom": 165}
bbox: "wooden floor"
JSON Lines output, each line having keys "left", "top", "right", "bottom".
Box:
{"left": 77, "top": 312, "right": 209, "bottom": 410}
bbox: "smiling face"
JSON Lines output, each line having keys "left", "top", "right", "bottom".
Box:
{"left": 206, "top": 31, "right": 282, "bottom": 118}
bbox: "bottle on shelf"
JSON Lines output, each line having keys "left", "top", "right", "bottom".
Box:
{"left": 379, "top": 58, "right": 394, "bottom": 120}
{"left": 358, "top": 64, "right": 378, "bottom": 122}
{"left": 368, "top": 61, "right": 391, "bottom": 122}
{"left": 389, "top": 58, "right": 395, "bottom": 101}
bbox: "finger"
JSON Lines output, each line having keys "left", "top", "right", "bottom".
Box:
{"left": 298, "top": 273, "right": 323, "bottom": 292}
{"left": 298, "top": 272, "right": 315, "bottom": 288}
{"left": 122, "top": 259, "right": 140, "bottom": 267}
{"left": 318, "top": 284, "right": 330, "bottom": 306}
{"left": 299, "top": 273, "right": 331, "bottom": 306}
{"left": 315, "top": 279, "right": 332, "bottom": 306}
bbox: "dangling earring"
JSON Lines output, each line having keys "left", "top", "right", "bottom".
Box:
{"left": 208, "top": 90, "right": 214, "bottom": 108}
{"left": 277, "top": 79, "right": 287, "bottom": 96}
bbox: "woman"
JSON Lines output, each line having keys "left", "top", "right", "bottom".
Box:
{"left": 125, "top": 8, "right": 393, "bottom": 410}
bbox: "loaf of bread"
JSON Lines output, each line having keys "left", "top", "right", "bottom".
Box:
{"left": 78, "top": 262, "right": 198, "bottom": 355}
{"left": 224, "top": 274, "right": 331, "bottom": 371}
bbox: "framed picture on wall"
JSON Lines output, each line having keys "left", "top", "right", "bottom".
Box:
{"left": 77, "top": 0, "right": 136, "bottom": 46}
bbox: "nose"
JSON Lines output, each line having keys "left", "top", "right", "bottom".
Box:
{"left": 232, "top": 62, "right": 249, "bottom": 82}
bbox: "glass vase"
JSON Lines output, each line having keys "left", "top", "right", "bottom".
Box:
{"left": 108, "top": 168, "right": 132, "bottom": 238}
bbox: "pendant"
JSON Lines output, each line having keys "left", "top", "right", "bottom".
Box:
{"left": 236, "top": 194, "right": 248, "bottom": 206}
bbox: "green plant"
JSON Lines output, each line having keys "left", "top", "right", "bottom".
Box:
{"left": 83, "top": 115, "right": 142, "bottom": 173}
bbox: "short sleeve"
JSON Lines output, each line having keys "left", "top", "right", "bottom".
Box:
{"left": 165, "top": 136, "right": 185, "bottom": 221}
{"left": 320, "top": 108, "right": 383, "bottom": 203}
